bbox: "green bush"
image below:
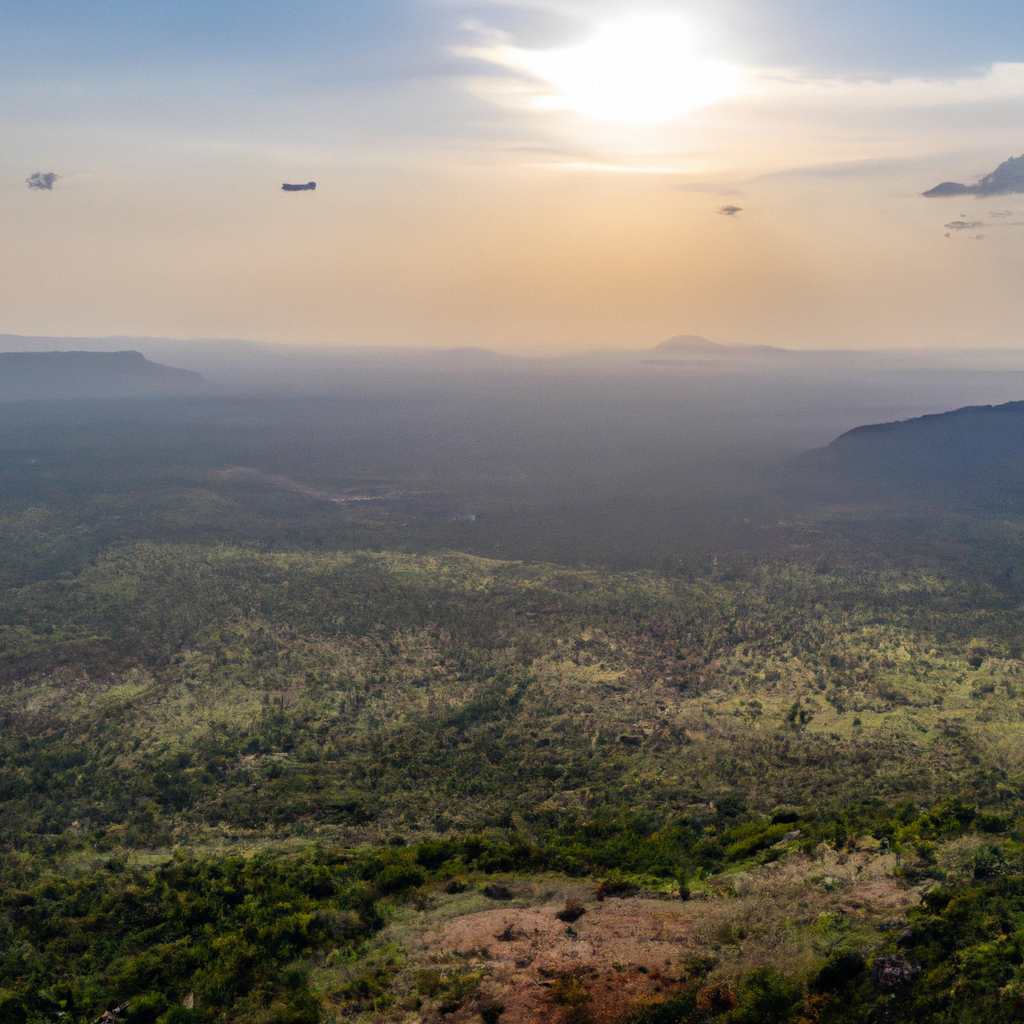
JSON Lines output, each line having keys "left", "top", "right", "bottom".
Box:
{"left": 729, "top": 969, "right": 801, "bottom": 1024}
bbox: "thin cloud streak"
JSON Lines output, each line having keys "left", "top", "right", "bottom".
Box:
{"left": 753, "top": 61, "right": 1024, "bottom": 109}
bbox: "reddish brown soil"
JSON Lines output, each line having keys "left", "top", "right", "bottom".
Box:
{"left": 394, "top": 850, "right": 917, "bottom": 1023}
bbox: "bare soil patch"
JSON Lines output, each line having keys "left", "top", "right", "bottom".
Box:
{"left": 368, "top": 848, "right": 918, "bottom": 1023}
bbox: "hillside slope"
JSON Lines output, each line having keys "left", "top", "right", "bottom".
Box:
{"left": 795, "top": 400, "right": 1024, "bottom": 511}
{"left": 828, "top": 400, "right": 1024, "bottom": 469}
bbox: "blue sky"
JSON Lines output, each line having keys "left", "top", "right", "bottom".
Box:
{"left": 2, "top": 1, "right": 1023, "bottom": 351}
{"left": 6, "top": 1, "right": 1022, "bottom": 80}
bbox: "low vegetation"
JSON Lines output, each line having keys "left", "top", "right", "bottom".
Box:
{"left": 2, "top": 491, "right": 1024, "bottom": 1021}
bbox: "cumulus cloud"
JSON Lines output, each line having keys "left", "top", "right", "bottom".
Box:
{"left": 718, "top": 205, "right": 742, "bottom": 216}
{"left": 282, "top": 181, "right": 316, "bottom": 192}
{"left": 26, "top": 172, "right": 58, "bottom": 190}
{"left": 924, "top": 153, "right": 1024, "bottom": 197}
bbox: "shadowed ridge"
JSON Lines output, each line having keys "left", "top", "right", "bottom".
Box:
{"left": 0, "top": 350, "right": 207, "bottom": 403}
{"left": 827, "top": 400, "right": 1024, "bottom": 457}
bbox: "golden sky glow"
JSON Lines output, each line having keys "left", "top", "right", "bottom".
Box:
{"left": 2, "top": 1, "right": 1024, "bottom": 352}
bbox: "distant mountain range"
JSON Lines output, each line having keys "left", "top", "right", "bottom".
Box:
{"left": 0, "top": 350, "right": 206, "bottom": 403}
{"left": 5, "top": 332, "right": 1024, "bottom": 378}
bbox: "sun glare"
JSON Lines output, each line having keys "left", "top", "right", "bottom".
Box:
{"left": 480, "top": 12, "right": 743, "bottom": 126}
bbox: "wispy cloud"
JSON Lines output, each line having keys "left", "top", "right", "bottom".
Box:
{"left": 455, "top": 9, "right": 1024, "bottom": 182}
{"left": 461, "top": 7, "right": 1024, "bottom": 124}
{"left": 753, "top": 62, "right": 1024, "bottom": 110}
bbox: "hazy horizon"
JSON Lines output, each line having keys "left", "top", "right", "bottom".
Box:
{"left": 5, "top": 330, "right": 1024, "bottom": 359}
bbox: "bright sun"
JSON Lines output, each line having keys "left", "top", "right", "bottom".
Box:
{"left": 477, "top": 12, "right": 743, "bottom": 126}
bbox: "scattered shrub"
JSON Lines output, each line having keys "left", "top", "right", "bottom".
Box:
{"left": 556, "top": 897, "right": 587, "bottom": 923}
{"left": 483, "top": 882, "right": 513, "bottom": 900}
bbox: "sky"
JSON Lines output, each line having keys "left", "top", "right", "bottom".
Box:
{"left": 2, "top": 0, "right": 1024, "bottom": 353}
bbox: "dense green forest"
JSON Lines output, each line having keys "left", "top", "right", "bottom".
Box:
{"left": 4, "top": 400, "right": 1024, "bottom": 1023}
